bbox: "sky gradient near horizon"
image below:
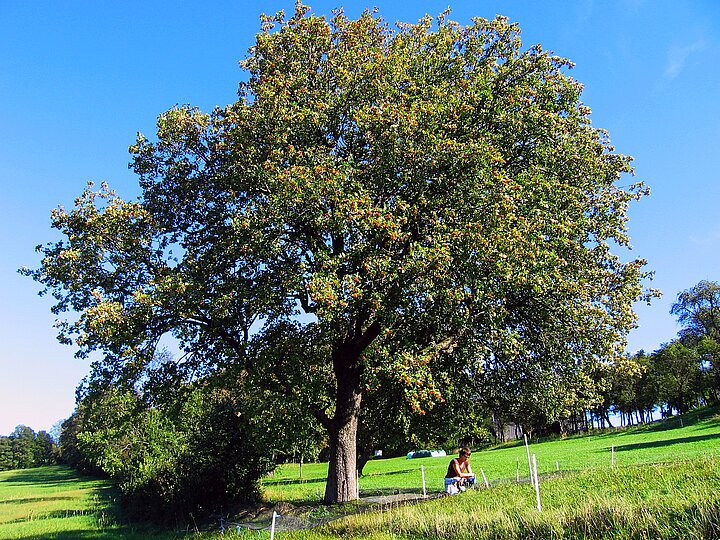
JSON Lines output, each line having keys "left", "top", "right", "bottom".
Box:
{"left": 1, "top": 0, "right": 719, "bottom": 436}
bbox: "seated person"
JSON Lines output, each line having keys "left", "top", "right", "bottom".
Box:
{"left": 445, "top": 447, "right": 475, "bottom": 493}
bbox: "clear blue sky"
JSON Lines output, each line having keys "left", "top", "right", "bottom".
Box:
{"left": 1, "top": 0, "right": 718, "bottom": 436}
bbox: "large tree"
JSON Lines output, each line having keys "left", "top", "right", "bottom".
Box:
{"left": 652, "top": 340, "right": 703, "bottom": 415}
{"left": 25, "top": 6, "right": 651, "bottom": 503}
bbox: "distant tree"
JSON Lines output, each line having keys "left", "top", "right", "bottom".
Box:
{"left": 671, "top": 281, "right": 720, "bottom": 341}
{"left": 629, "top": 351, "right": 659, "bottom": 423}
{"left": 10, "top": 425, "right": 36, "bottom": 469}
{"left": 694, "top": 336, "right": 720, "bottom": 404}
{"left": 652, "top": 341, "right": 703, "bottom": 415}
{"left": 587, "top": 362, "right": 615, "bottom": 428}
{"left": 609, "top": 363, "right": 633, "bottom": 426}
{"left": 25, "top": 6, "right": 652, "bottom": 503}
{"left": 33, "top": 431, "right": 56, "bottom": 466}
{"left": 671, "top": 281, "right": 720, "bottom": 404}
{"left": 0, "top": 437, "right": 13, "bottom": 470}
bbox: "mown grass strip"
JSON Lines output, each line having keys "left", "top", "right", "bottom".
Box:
{"left": 0, "top": 466, "right": 179, "bottom": 539}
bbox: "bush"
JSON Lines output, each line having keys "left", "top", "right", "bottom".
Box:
{"left": 60, "top": 385, "right": 274, "bottom": 525}
{"left": 122, "top": 396, "right": 273, "bottom": 524}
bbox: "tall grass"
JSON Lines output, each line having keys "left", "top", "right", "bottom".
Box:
{"left": 238, "top": 456, "right": 720, "bottom": 539}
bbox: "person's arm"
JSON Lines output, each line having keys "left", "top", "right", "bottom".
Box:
{"left": 465, "top": 462, "right": 474, "bottom": 477}
{"left": 451, "top": 459, "right": 463, "bottom": 477}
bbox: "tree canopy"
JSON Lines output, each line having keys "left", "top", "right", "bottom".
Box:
{"left": 671, "top": 280, "right": 720, "bottom": 342}
{"left": 25, "top": 5, "right": 651, "bottom": 503}
{"left": 0, "top": 425, "right": 56, "bottom": 471}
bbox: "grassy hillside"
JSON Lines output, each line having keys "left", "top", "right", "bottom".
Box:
{"left": 263, "top": 407, "right": 720, "bottom": 504}
{"left": 2, "top": 408, "right": 719, "bottom": 539}
{"left": 305, "top": 457, "right": 720, "bottom": 539}
{"left": 0, "top": 466, "right": 176, "bottom": 539}
{"left": 249, "top": 408, "right": 720, "bottom": 539}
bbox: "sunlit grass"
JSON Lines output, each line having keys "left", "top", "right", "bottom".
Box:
{"left": 264, "top": 407, "right": 720, "bottom": 504}
{"left": 0, "top": 466, "right": 177, "bottom": 539}
{"left": 231, "top": 456, "right": 720, "bottom": 539}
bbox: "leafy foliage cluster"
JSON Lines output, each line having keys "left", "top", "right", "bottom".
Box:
{"left": 0, "top": 425, "right": 56, "bottom": 471}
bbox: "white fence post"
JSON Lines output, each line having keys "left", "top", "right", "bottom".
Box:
{"left": 525, "top": 434, "right": 534, "bottom": 486}
{"left": 480, "top": 468, "right": 489, "bottom": 488}
{"left": 270, "top": 511, "right": 278, "bottom": 540}
{"left": 532, "top": 454, "right": 542, "bottom": 512}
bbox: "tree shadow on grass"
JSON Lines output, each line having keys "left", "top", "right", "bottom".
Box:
{"left": 13, "top": 532, "right": 119, "bottom": 540}
{"left": 613, "top": 432, "right": 720, "bottom": 452}
{"left": 15, "top": 529, "right": 174, "bottom": 540}
{"left": 1, "top": 469, "right": 130, "bottom": 540}
{"left": 364, "top": 467, "right": 419, "bottom": 477}
{"left": 358, "top": 486, "right": 429, "bottom": 499}
{"left": 4, "top": 509, "right": 97, "bottom": 525}
{"left": 2, "top": 496, "right": 76, "bottom": 505}
{"left": 2, "top": 486, "right": 170, "bottom": 540}
{"left": 2, "top": 467, "right": 104, "bottom": 486}
{"left": 265, "top": 467, "right": 420, "bottom": 486}
{"left": 263, "top": 476, "right": 327, "bottom": 486}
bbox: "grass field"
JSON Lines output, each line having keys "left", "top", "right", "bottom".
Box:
{"left": 295, "top": 457, "right": 720, "bottom": 539}
{"left": 263, "top": 407, "right": 720, "bottom": 504}
{"left": 0, "top": 466, "right": 178, "bottom": 539}
{"left": 2, "top": 407, "right": 719, "bottom": 539}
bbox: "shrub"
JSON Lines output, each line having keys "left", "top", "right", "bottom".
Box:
{"left": 60, "top": 385, "right": 274, "bottom": 525}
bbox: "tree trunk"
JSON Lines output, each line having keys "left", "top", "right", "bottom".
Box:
{"left": 323, "top": 349, "right": 363, "bottom": 504}
{"left": 324, "top": 415, "right": 360, "bottom": 503}
{"left": 320, "top": 322, "right": 381, "bottom": 504}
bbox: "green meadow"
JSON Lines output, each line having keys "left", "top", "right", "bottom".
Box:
{"left": 0, "top": 467, "right": 175, "bottom": 540}
{"left": 2, "top": 408, "right": 720, "bottom": 539}
{"left": 263, "top": 407, "right": 720, "bottom": 504}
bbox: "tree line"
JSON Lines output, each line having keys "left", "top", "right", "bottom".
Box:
{"left": 0, "top": 425, "right": 56, "bottom": 471}
{"left": 589, "top": 280, "right": 720, "bottom": 429}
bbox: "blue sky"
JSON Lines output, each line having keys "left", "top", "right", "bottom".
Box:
{"left": 1, "top": 0, "right": 718, "bottom": 436}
